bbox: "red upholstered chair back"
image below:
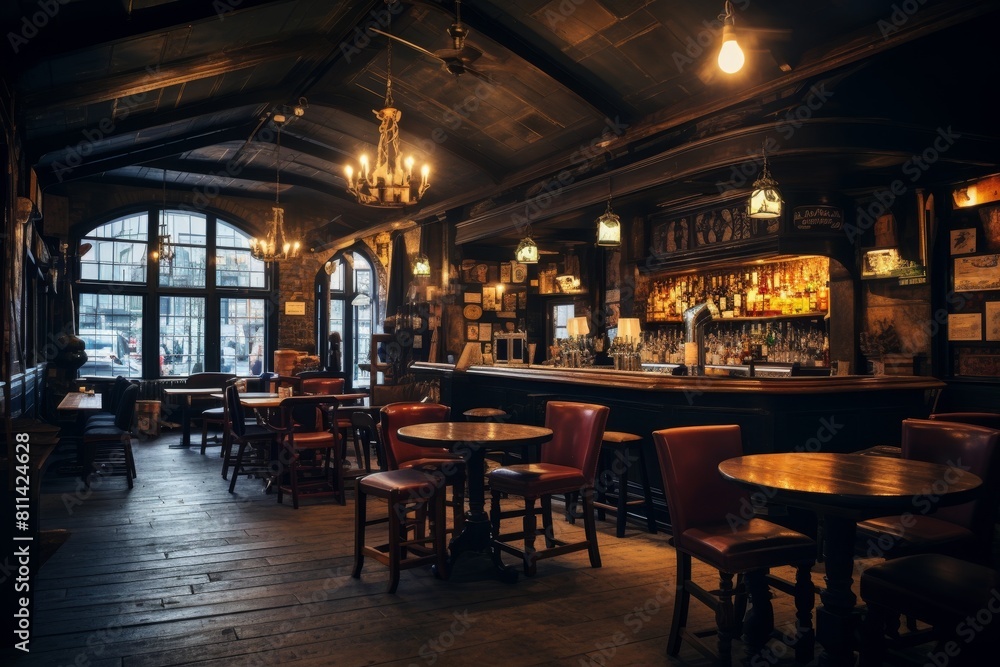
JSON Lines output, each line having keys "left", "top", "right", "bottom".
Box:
{"left": 541, "top": 401, "right": 609, "bottom": 482}
{"left": 380, "top": 402, "right": 451, "bottom": 469}
{"left": 652, "top": 425, "right": 747, "bottom": 549}
{"left": 929, "top": 412, "right": 1000, "bottom": 431}
{"left": 901, "top": 418, "right": 1000, "bottom": 535}
{"left": 301, "top": 377, "right": 345, "bottom": 395}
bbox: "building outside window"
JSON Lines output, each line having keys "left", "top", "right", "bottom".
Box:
{"left": 77, "top": 208, "right": 272, "bottom": 378}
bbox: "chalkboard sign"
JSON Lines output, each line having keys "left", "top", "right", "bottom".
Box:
{"left": 792, "top": 206, "right": 843, "bottom": 232}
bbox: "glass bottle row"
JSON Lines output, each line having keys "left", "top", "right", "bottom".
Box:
{"left": 639, "top": 321, "right": 830, "bottom": 367}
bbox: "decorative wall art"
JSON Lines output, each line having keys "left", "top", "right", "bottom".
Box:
{"left": 948, "top": 313, "right": 983, "bottom": 341}
{"left": 950, "top": 228, "right": 977, "bottom": 255}
{"left": 954, "top": 254, "right": 1000, "bottom": 291}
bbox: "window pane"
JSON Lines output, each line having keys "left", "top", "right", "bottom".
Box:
{"left": 554, "top": 304, "right": 574, "bottom": 341}
{"left": 159, "top": 296, "right": 206, "bottom": 376}
{"left": 216, "top": 220, "right": 266, "bottom": 287}
{"left": 77, "top": 293, "right": 143, "bottom": 378}
{"left": 329, "top": 260, "right": 345, "bottom": 292}
{"left": 221, "top": 298, "right": 266, "bottom": 376}
{"left": 80, "top": 213, "right": 149, "bottom": 283}
{"left": 159, "top": 211, "right": 207, "bottom": 288}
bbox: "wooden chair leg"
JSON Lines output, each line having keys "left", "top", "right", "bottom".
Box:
{"left": 200, "top": 420, "right": 209, "bottom": 455}
{"left": 615, "top": 448, "right": 629, "bottom": 537}
{"left": 522, "top": 496, "right": 537, "bottom": 576}
{"left": 716, "top": 571, "right": 736, "bottom": 665}
{"left": 637, "top": 446, "right": 657, "bottom": 534}
{"left": 228, "top": 441, "right": 247, "bottom": 493}
{"left": 743, "top": 569, "right": 775, "bottom": 660}
{"left": 387, "top": 492, "right": 402, "bottom": 594}
{"left": 794, "top": 562, "right": 816, "bottom": 663}
{"left": 429, "top": 489, "right": 449, "bottom": 580}
{"left": 352, "top": 486, "right": 367, "bottom": 579}
{"left": 668, "top": 551, "right": 691, "bottom": 656}
{"left": 580, "top": 488, "right": 601, "bottom": 568}
{"left": 540, "top": 495, "right": 555, "bottom": 548}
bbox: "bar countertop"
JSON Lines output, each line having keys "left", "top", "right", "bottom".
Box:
{"left": 410, "top": 362, "right": 945, "bottom": 395}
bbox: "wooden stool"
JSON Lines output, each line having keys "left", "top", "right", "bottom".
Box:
{"left": 463, "top": 407, "right": 507, "bottom": 422}
{"left": 351, "top": 469, "right": 450, "bottom": 594}
{"left": 592, "top": 431, "right": 657, "bottom": 537}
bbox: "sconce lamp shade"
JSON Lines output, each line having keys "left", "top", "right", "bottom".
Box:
{"left": 515, "top": 235, "right": 538, "bottom": 264}
{"left": 567, "top": 316, "right": 590, "bottom": 337}
{"left": 412, "top": 252, "right": 431, "bottom": 277}
{"left": 618, "top": 317, "right": 642, "bottom": 341}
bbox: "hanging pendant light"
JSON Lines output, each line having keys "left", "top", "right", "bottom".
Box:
{"left": 156, "top": 167, "right": 175, "bottom": 265}
{"left": 747, "top": 151, "right": 783, "bottom": 219}
{"left": 249, "top": 118, "right": 302, "bottom": 262}
{"left": 595, "top": 196, "right": 621, "bottom": 247}
{"left": 345, "top": 4, "right": 430, "bottom": 207}
{"left": 412, "top": 226, "right": 431, "bottom": 277}
{"left": 717, "top": 1, "right": 745, "bottom": 74}
{"left": 515, "top": 234, "right": 538, "bottom": 264}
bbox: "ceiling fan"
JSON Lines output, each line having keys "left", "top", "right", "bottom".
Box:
{"left": 371, "top": 0, "right": 492, "bottom": 81}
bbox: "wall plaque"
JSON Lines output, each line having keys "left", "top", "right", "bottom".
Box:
{"left": 284, "top": 301, "right": 306, "bottom": 315}
{"left": 792, "top": 206, "right": 843, "bottom": 232}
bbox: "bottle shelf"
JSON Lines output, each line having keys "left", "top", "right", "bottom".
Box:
{"left": 646, "top": 311, "right": 829, "bottom": 324}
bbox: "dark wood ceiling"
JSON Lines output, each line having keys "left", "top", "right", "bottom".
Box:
{"left": 4, "top": 0, "right": 999, "bottom": 250}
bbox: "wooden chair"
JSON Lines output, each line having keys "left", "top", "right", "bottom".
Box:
{"left": 488, "top": 401, "right": 609, "bottom": 576}
{"left": 82, "top": 382, "right": 139, "bottom": 488}
{"left": 860, "top": 554, "right": 1000, "bottom": 666}
{"left": 266, "top": 395, "right": 345, "bottom": 508}
{"left": 380, "top": 402, "right": 466, "bottom": 533}
{"left": 857, "top": 418, "right": 1000, "bottom": 565}
{"left": 652, "top": 425, "right": 816, "bottom": 665}
{"left": 225, "top": 383, "right": 277, "bottom": 491}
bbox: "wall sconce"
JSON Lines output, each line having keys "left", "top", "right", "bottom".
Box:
{"left": 617, "top": 317, "right": 642, "bottom": 342}
{"left": 748, "top": 152, "right": 783, "bottom": 219}
{"left": 567, "top": 316, "right": 590, "bottom": 338}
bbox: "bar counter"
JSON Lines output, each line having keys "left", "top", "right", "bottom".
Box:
{"left": 413, "top": 362, "right": 943, "bottom": 530}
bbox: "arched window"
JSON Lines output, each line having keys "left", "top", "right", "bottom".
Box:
{"left": 76, "top": 209, "right": 274, "bottom": 378}
{"left": 317, "top": 249, "right": 378, "bottom": 389}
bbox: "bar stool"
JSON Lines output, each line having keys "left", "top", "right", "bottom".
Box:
{"left": 860, "top": 554, "right": 1000, "bottom": 666}
{"left": 463, "top": 407, "right": 507, "bottom": 422}
{"left": 592, "top": 431, "right": 657, "bottom": 537}
{"left": 352, "top": 468, "right": 450, "bottom": 594}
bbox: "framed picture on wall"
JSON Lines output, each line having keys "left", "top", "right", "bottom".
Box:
{"left": 954, "top": 254, "right": 1000, "bottom": 291}
{"left": 948, "top": 313, "right": 983, "bottom": 341}
{"left": 986, "top": 302, "right": 1000, "bottom": 341}
{"left": 950, "top": 228, "right": 977, "bottom": 255}
{"left": 466, "top": 323, "right": 479, "bottom": 341}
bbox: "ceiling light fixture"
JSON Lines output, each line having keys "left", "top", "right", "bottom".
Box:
{"left": 515, "top": 225, "right": 538, "bottom": 264}
{"left": 717, "top": 1, "right": 745, "bottom": 74}
{"left": 747, "top": 149, "right": 783, "bottom": 219}
{"left": 412, "top": 225, "right": 431, "bottom": 277}
{"left": 250, "top": 117, "right": 301, "bottom": 262}
{"left": 345, "top": 2, "right": 429, "bottom": 207}
{"left": 595, "top": 193, "right": 621, "bottom": 247}
{"left": 156, "top": 167, "right": 175, "bottom": 265}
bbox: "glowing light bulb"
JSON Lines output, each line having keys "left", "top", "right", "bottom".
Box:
{"left": 718, "top": 24, "right": 744, "bottom": 74}
{"left": 345, "top": 165, "right": 353, "bottom": 180}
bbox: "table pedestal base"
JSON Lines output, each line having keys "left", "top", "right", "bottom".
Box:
{"left": 441, "top": 512, "right": 518, "bottom": 584}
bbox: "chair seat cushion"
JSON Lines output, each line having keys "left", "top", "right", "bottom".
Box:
{"left": 861, "top": 553, "right": 1000, "bottom": 625}
{"left": 359, "top": 469, "right": 440, "bottom": 496}
{"left": 83, "top": 427, "right": 127, "bottom": 441}
{"left": 488, "top": 463, "right": 587, "bottom": 496}
{"left": 857, "top": 515, "right": 974, "bottom": 555}
{"left": 400, "top": 457, "right": 466, "bottom": 480}
{"left": 202, "top": 407, "right": 225, "bottom": 418}
{"left": 678, "top": 518, "right": 816, "bottom": 573}
{"left": 240, "top": 424, "right": 274, "bottom": 440}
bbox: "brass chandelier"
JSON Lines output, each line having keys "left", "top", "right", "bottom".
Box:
{"left": 250, "top": 118, "right": 301, "bottom": 262}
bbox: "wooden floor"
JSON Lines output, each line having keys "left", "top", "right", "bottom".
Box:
{"left": 16, "top": 429, "right": 877, "bottom": 666}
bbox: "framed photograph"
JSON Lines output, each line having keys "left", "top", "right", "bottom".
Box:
{"left": 478, "top": 322, "right": 492, "bottom": 342}
{"left": 465, "top": 323, "right": 479, "bottom": 341}
{"left": 517, "top": 291, "right": 527, "bottom": 309}
{"left": 511, "top": 262, "right": 527, "bottom": 283}
{"left": 954, "top": 254, "right": 1000, "bottom": 291}
{"left": 956, "top": 350, "right": 1000, "bottom": 377}
{"left": 482, "top": 286, "right": 497, "bottom": 311}
{"left": 503, "top": 292, "right": 517, "bottom": 311}
{"left": 948, "top": 313, "right": 983, "bottom": 341}
{"left": 500, "top": 263, "right": 512, "bottom": 283}
{"left": 950, "top": 228, "right": 977, "bottom": 255}
{"left": 463, "top": 291, "right": 481, "bottom": 304}
{"left": 987, "top": 302, "right": 1000, "bottom": 341}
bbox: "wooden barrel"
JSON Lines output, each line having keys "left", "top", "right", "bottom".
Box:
{"left": 274, "top": 349, "right": 299, "bottom": 377}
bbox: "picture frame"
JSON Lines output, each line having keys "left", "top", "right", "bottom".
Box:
{"left": 482, "top": 286, "right": 497, "bottom": 311}
{"left": 987, "top": 302, "right": 1000, "bottom": 341}
{"left": 950, "top": 228, "right": 977, "bottom": 255}
{"left": 948, "top": 313, "right": 983, "bottom": 341}
{"left": 478, "top": 322, "right": 492, "bottom": 342}
{"left": 954, "top": 254, "right": 1000, "bottom": 291}
{"left": 500, "top": 263, "right": 512, "bottom": 283}
{"left": 466, "top": 323, "right": 479, "bottom": 341}
{"left": 463, "top": 291, "right": 481, "bottom": 304}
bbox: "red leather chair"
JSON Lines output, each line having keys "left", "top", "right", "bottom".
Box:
{"left": 928, "top": 411, "right": 1000, "bottom": 430}
{"left": 300, "top": 376, "right": 344, "bottom": 395}
{"left": 267, "top": 395, "right": 345, "bottom": 508}
{"left": 857, "top": 418, "right": 1000, "bottom": 565}
{"left": 487, "top": 401, "right": 609, "bottom": 576}
{"left": 380, "top": 402, "right": 466, "bottom": 532}
{"left": 652, "top": 425, "right": 816, "bottom": 664}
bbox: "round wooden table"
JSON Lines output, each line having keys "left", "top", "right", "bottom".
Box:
{"left": 719, "top": 452, "right": 982, "bottom": 667}
{"left": 396, "top": 421, "right": 552, "bottom": 581}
